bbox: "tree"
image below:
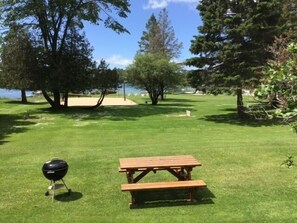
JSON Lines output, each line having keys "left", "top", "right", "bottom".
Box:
{"left": 187, "top": 0, "right": 283, "bottom": 116}
{"left": 187, "top": 69, "right": 207, "bottom": 94}
{"left": 255, "top": 38, "right": 297, "bottom": 109}
{"left": 53, "top": 28, "right": 96, "bottom": 107}
{"left": 157, "top": 8, "right": 183, "bottom": 60}
{"left": 138, "top": 9, "right": 183, "bottom": 100}
{"left": 138, "top": 14, "right": 163, "bottom": 55}
{"left": 0, "top": 24, "right": 39, "bottom": 103}
{"left": 126, "top": 53, "right": 181, "bottom": 105}
{"left": 282, "top": 0, "right": 297, "bottom": 40}
{"left": 88, "top": 60, "right": 120, "bottom": 108}
{"left": 138, "top": 9, "right": 182, "bottom": 60}
{"left": 0, "top": 0, "right": 130, "bottom": 109}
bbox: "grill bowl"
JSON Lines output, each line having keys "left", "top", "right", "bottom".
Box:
{"left": 42, "top": 159, "right": 68, "bottom": 181}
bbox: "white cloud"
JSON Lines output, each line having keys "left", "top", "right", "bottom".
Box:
{"left": 144, "top": 0, "right": 199, "bottom": 9}
{"left": 104, "top": 55, "right": 133, "bottom": 68}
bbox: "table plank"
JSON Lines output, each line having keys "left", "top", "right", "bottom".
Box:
{"left": 119, "top": 155, "right": 201, "bottom": 169}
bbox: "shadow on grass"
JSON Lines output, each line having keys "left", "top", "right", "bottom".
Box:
{"left": 39, "top": 104, "right": 197, "bottom": 121}
{"left": 130, "top": 187, "right": 215, "bottom": 209}
{"left": 4, "top": 100, "right": 48, "bottom": 105}
{"left": 162, "top": 97, "right": 205, "bottom": 104}
{"left": 0, "top": 114, "right": 36, "bottom": 145}
{"left": 54, "top": 191, "right": 83, "bottom": 202}
{"left": 202, "top": 111, "right": 282, "bottom": 127}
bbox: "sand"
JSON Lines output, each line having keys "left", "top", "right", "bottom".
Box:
{"left": 66, "top": 97, "right": 137, "bottom": 106}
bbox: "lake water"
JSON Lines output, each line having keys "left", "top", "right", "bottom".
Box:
{"left": 117, "top": 84, "right": 145, "bottom": 95}
{"left": 0, "top": 89, "right": 33, "bottom": 99}
{"left": 0, "top": 85, "right": 144, "bottom": 99}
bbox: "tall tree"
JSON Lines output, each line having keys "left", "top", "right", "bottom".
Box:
{"left": 58, "top": 28, "right": 96, "bottom": 107}
{"left": 138, "top": 10, "right": 182, "bottom": 100}
{"left": 0, "top": 24, "right": 39, "bottom": 103}
{"left": 158, "top": 8, "right": 183, "bottom": 60}
{"left": 187, "top": 0, "right": 283, "bottom": 116}
{"left": 0, "top": 0, "right": 130, "bottom": 109}
{"left": 138, "top": 14, "right": 163, "bottom": 55}
{"left": 138, "top": 9, "right": 182, "bottom": 60}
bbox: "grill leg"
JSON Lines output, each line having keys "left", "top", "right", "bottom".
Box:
{"left": 61, "top": 178, "right": 71, "bottom": 194}
{"left": 52, "top": 181, "right": 55, "bottom": 202}
{"left": 45, "top": 180, "right": 52, "bottom": 196}
{"left": 45, "top": 179, "right": 71, "bottom": 202}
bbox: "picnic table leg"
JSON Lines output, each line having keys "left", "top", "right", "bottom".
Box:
{"left": 189, "top": 189, "right": 194, "bottom": 202}
{"left": 126, "top": 171, "right": 134, "bottom": 183}
{"left": 184, "top": 167, "right": 193, "bottom": 180}
{"left": 130, "top": 192, "right": 136, "bottom": 208}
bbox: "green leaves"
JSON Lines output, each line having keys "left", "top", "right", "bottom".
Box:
{"left": 188, "top": 0, "right": 283, "bottom": 95}
{"left": 0, "top": 0, "right": 131, "bottom": 108}
{"left": 126, "top": 53, "right": 181, "bottom": 105}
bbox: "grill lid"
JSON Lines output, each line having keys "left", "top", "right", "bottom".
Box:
{"left": 42, "top": 159, "right": 68, "bottom": 171}
{"left": 42, "top": 159, "right": 68, "bottom": 181}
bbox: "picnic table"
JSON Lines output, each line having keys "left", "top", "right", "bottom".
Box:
{"left": 119, "top": 155, "right": 201, "bottom": 183}
{"left": 119, "top": 155, "right": 207, "bottom": 207}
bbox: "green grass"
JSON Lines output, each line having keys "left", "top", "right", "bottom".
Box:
{"left": 1, "top": 94, "right": 297, "bottom": 222}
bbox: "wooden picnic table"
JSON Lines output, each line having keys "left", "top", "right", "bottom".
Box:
{"left": 119, "top": 155, "right": 201, "bottom": 183}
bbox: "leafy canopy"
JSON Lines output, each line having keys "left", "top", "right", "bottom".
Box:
{"left": 126, "top": 53, "right": 181, "bottom": 105}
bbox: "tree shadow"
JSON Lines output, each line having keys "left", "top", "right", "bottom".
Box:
{"left": 156, "top": 103, "right": 195, "bottom": 107}
{"left": 0, "top": 113, "right": 36, "bottom": 145}
{"left": 162, "top": 97, "right": 205, "bottom": 103}
{"left": 202, "top": 111, "right": 282, "bottom": 127}
{"left": 4, "top": 100, "right": 48, "bottom": 105}
{"left": 38, "top": 104, "right": 197, "bottom": 122}
{"left": 130, "top": 187, "right": 215, "bottom": 209}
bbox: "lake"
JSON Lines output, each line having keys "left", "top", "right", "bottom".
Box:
{"left": 0, "top": 85, "right": 144, "bottom": 99}
{"left": 0, "top": 89, "right": 33, "bottom": 99}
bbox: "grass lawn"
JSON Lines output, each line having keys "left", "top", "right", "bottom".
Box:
{"left": 1, "top": 94, "right": 297, "bottom": 222}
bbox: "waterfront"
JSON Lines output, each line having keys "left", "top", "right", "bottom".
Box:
{"left": 0, "top": 85, "right": 144, "bottom": 99}
{"left": 0, "top": 89, "right": 33, "bottom": 99}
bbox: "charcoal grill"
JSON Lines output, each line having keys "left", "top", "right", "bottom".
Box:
{"left": 42, "top": 158, "right": 71, "bottom": 201}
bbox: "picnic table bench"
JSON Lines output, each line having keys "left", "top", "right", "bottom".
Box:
{"left": 119, "top": 155, "right": 206, "bottom": 207}
{"left": 121, "top": 180, "right": 206, "bottom": 206}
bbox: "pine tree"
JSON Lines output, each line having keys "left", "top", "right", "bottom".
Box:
{"left": 138, "top": 9, "right": 183, "bottom": 99}
{"left": 158, "top": 8, "right": 183, "bottom": 59}
{"left": 282, "top": 0, "right": 297, "bottom": 39}
{"left": 138, "top": 9, "right": 182, "bottom": 60}
{"left": 138, "top": 14, "right": 163, "bottom": 55}
{"left": 187, "top": 0, "right": 284, "bottom": 116}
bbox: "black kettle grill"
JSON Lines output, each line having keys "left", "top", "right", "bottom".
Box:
{"left": 42, "top": 159, "right": 71, "bottom": 201}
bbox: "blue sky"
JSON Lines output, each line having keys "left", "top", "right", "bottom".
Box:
{"left": 83, "top": 0, "right": 202, "bottom": 68}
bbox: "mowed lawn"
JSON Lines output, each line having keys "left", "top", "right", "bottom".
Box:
{"left": 1, "top": 94, "right": 297, "bottom": 223}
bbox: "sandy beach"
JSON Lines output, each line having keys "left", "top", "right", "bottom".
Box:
{"left": 66, "top": 97, "right": 137, "bottom": 106}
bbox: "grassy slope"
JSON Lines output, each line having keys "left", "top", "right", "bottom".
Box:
{"left": 0, "top": 94, "right": 296, "bottom": 223}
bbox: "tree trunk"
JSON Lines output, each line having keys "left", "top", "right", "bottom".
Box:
{"left": 63, "top": 92, "right": 68, "bottom": 108}
{"left": 160, "top": 84, "right": 165, "bottom": 100}
{"left": 42, "top": 90, "right": 55, "bottom": 107}
{"left": 21, "top": 89, "right": 27, "bottom": 103}
{"left": 148, "top": 90, "right": 159, "bottom": 105}
{"left": 42, "top": 90, "right": 62, "bottom": 109}
{"left": 53, "top": 90, "right": 61, "bottom": 109}
{"left": 236, "top": 88, "right": 245, "bottom": 117}
{"left": 88, "top": 90, "right": 106, "bottom": 109}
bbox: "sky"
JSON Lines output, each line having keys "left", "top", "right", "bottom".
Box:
{"left": 83, "top": 0, "right": 202, "bottom": 68}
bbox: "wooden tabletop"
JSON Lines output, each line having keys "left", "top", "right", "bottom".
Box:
{"left": 119, "top": 155, "right": 201, "bottom": 169}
